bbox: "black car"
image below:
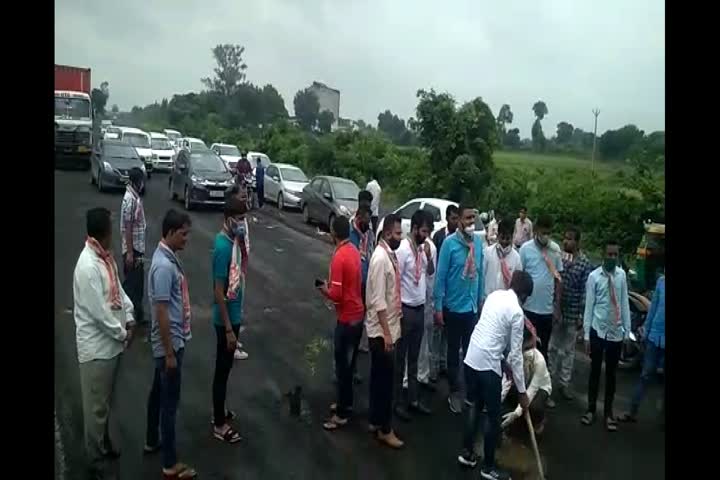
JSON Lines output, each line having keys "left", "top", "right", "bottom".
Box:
{"left": 169, "top": 149, "right": 234, "bottom": 210}
{"left": 90, "top": 140, "right": 147, "bottom": 193}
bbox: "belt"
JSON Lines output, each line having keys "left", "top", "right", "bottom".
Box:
{"left": 402, "top": 303, "right": 424, "bottom": 310}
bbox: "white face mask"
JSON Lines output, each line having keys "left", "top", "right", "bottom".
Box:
{"left": 463, "top": 224, "right": 475, "bottom": 235}
{"left": 498, "top": 244, "right": 512, "bottom": 255}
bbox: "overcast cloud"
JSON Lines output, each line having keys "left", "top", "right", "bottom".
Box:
{"left": 55, "top": 0, "right": 664, "bottom": 135}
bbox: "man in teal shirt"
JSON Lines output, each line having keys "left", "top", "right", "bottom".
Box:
{"left": 434, "top": 205, "right": 484, "bottom": 414}
{"left": 210, "top": 196, "right": 248, "bottom": 444}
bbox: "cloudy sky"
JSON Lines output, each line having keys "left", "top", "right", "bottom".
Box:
{"left": 55, "top": 0, "right": 664, "bottom": 135}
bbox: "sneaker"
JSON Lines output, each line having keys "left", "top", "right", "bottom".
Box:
{"left": 234, "top": 349, "right": 249, "bottom": 360}
{"left": 448, "top": 393, "right": 463, "bottom": 414}
{"left": 480, "top": 465, "right": 511, "bottom": 480}
{"left": 546, "top": 397, "right": 557, "bottom": 409}
{"left": 457, "top": 449, "right": 478, "bottom": 468}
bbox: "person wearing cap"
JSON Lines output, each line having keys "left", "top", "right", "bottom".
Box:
{"left": 120, "top": 167, "right": 147, "bottom": 324}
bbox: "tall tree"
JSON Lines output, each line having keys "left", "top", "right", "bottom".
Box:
{"left": 532, "top": 100, "right": 548, "bottom": 120}
{"left": 201, "top": 44, "right": 248, "bottom": 97}
{"left": 377, "top": 110, "right": 413, "bottom": 145}
{"left": 293, "top": 88, "right": 320, "bottom": 131}
{"left": 599, "top": 124, "right": 645, "bottom": 160}
{"left": 504, "top": 127, "right": 521, "bottom": 148}
{"left": 556, "top": 121, "right": 574, "bottom": 144}
{"left": 496, "top": 104, "right": 514, "bottom": 135}
{"left": 91, "top": 82, "right": 109, "bottom": 116}
{"left": 531, "top": 100, "right": 549, "bottom": 151}
{"left": 317, "top": 110, "right": 335, "bottom": 134}
{"left": 111, "top": 104, "right": 119, "bottom": 114}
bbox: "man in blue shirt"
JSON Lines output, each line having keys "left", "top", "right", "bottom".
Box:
{"left": 255, "top": 162, "right": 265, "bottom": 208}
{"left": 210, "top": 197, "right": 248, "bottom": 444}
{"left": 145, "top": 209, "right": 197, "bottom": 479}
{"left": 580, "top": 239, "right": 631, "bottom": 432}
{"left": 519, "top": 214, "right": 563, "bottom": 361}
{"left": 434, "top": 204, "right": 484, "bottom": 414}
{"left": 620, "top": 274, "right": 665, "bottom": 424}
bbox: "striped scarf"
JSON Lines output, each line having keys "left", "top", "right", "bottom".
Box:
{"left": 379, "top": 240, "right": 402, "bottom": 311}
{"left": 460, "top": 233, "right": 477, "bottom": 280}
{"left": 496, "top": 244, "right": 513, "bottom": 288}
{"left": 86, "top": 237, "right": 122, "bottom": 310}
{"left": 223, "top": 225, "right": 249, "bottom": 301}
{"left": 408, "top": 236, "right": 423, "bottom": 286}
{"left": 352, "top": 218, "right": 369, "bottom": 259}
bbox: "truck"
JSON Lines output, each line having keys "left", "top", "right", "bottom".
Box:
{"left": 55, "top": 64, "right": 93, "bottom": 169}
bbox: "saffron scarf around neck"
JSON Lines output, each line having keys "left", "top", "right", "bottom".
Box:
{"left": 379, "top": 240, "right": 402, "bottom": 311}
{"left": 459, "top": 232, "right": 477, "bottom": 280}
{"left": 352, "top": 219, "right": 369, "bottom": 259}
{"left": 223, "top": 227, "right": 248, "bottom": 301}
{"left": 86, "top": 237, "right": 122, "bottom": 310}
{"left": 408, "top": 236, "right": 424, "bottom": 286}
{"left": 496, "top": 244, "right": 512, "bottom": 288}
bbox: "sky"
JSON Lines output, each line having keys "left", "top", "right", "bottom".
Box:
{"left": 55, "top": 0, "right": 664, "bottom": 136}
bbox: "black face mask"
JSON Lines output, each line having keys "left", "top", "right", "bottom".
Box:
{"left": 359, "top": 223, "right": 369, "bottom": 233}
{"left": 413, "top": 234, "right": 424, "bottom": 246}
{"left": 387, "top": 237, "right": 401, "bottom": 251}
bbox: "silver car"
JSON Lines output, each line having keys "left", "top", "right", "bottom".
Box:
{"left": 264, "top": 163, "right": 309, "bottom": 210}
{"left": 301, "top": 175, "right": 360, "bottom": 228}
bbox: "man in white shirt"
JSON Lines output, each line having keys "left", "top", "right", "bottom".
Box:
{"left": 513, "top": 207, "right": 533, "bottom": 249}
{"left": 365, "top": 213, "right": 404, "bottom": 449}
{"left": 483, "top": 220, "right": 523, "bottom": 298}
{"left": 73, "top": 207, "right": 135, "bottom": 478}
{"left": 457, "top": 271, "right": 533, "bottom": 480}
{"left": 366, "top": 175, "right": 382, "bottom": 233}
{"left": 394, "top": 210, "right": 435, "bottom": 420}
{"left": 500, "top": 323, "right": 552, "bottom": 436}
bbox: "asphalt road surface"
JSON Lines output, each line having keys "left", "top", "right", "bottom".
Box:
{"left": 55, "top": 170, "right": 665, "bottom": 480}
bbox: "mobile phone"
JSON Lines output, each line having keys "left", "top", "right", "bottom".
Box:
{"left": 314, "top": 278, "right": 324, "bottom": 288}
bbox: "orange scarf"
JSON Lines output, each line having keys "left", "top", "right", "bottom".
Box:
{"left": 496, "top": 245, "right": 512, "bottom": 288}
{"left": 353, "top": 219, "right": 369, "bottom": 259}
{"left": 460, "top": 233, "right": 477, "bottom": 280}
{"left": 86, "top": 237, "right": 122, "bottom": 310}
{"left": 408, "top": 236, "right": 423, "bottom": 286}
{"left": 379, "top": 240, "right": 402, "bottom": 311}
{"left": 604, "top": 270, "right": 621, "bottom": 325}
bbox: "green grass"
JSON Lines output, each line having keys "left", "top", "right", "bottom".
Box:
{"left": 493, "top": 150, "right": 627, "bottom": 176}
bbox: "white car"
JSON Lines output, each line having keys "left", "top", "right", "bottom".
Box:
{"left": 149, "top": 132, "right": 176, "bottom": 171}
{"left": 163, "top": 129, "right": 182, "bottom": 148}
{"left": 178, "top": 137, "right": 208, "bottom": 152}
{"left": 264, "top": 163, "right": 310, "bottom": 210}
{"left": 210, "top": 143, "right": 242, "bottom": 171}
{"left": 377, "top": 198, "right": 487, "bottom": 242}
{"left": 118, "top": 127, "right": 153, "bottom": 177}
{"left": 247, "top": 151, "right": 272, "bottom": 189}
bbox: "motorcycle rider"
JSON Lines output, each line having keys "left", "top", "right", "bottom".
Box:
{"left": 235, "top": 152, "right": 253, "bottom": 209}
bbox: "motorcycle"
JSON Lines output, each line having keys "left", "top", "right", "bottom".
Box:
{"left": 234, "top": 171, "right": 256, "bottom": 210}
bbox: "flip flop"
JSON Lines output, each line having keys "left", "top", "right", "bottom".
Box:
{"left": 322, "top": 415, "right": 348, "bottom": 431}
{"left": 213, "top": 426, "right": 243, "bottom": 444}
{"left": 162, "top": 464, "right": 198, "bottom": 479}
{"left": 581, "top": 412, "right": 595, "bottom": 426}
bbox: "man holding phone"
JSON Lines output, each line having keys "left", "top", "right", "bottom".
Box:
{"left": 317, "top": 216, "right": 365, "bottom": 431}
{"left": 365, "top": 213, "right": 404, "bottom": 449}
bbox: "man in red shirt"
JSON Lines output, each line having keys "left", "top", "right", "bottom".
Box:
{"left": 318, "top": 216, "right": 365, "bottom": 431}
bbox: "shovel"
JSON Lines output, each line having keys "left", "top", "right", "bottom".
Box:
{"left": 524, "top": 410, "right": 545, "bottom": 479}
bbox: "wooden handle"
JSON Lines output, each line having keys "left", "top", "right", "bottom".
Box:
{"left": 524, "top": 410, "right": 545, "bottom": 479}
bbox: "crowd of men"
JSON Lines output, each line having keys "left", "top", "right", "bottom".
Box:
{"left": 71, "top": 167, "right": 665, "bottom": 480}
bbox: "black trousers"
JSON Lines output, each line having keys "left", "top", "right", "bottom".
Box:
{"left": 334, "top": 320, "right": 363, "bottom": 418}
{"left": 257, "top": 186, "right": 264, "bottom": 207}
{"left": 395, "top": 304, "right": 425, "bottom": 405}
{"left": 587, "top": 328, "right": 622, "bottom": 418}
{"left": 371, "top": 216, "right": 379, "bottom": 234}
{"left": 524, "top": 310, "right": 553, "bottom": 360}
{"left": 446, "top": 309, "right": 478, "bottom": 392}
{"left": 369, "top": 336, "right": 395, "bottom": 434}
{"left": 463, "top": 367, "right": 502, "bottom": 469}
{"left": 122, "top": 250, "right": 144, "bottom": 323}
{"left": 213, "top": 324, "right": 241, "bottom": 427}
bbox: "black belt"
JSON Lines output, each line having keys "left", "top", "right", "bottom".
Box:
{"left": 402, "top": 303, "right": 424, "bottom": 311}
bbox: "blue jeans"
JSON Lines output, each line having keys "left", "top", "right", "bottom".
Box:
{"left": 146, "top": 348, "right": 184, "bottom": 469}
{"left": 630, "top": 341, "right": 665, "bottom": 415}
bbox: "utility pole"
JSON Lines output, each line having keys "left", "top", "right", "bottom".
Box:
{"left": 591, "top": 108, "right": 600, "bottom": 174}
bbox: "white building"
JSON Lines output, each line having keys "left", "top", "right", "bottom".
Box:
{"left": 308, "top": 81, "right": 340, "bottom": 131}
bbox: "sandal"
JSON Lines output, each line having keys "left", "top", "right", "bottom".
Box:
{"left": 209, "top": 409, "right": 237, "bottom": 425}
{"left": 581, "top": 412, "right": 595, "bottom": 426}
{"left": 618, "top": 412, "right": 637, "bottom": 423}
{"left": 605, "top": 416, "right": 618, "bottom": 432}
{"left": 162, "top": 463, "right": 198, "bottom": 479}
{"left": 213, "top": 425, "right": 243, "bottom": 444}
{"left": 322, "top": 415, "right": 348, "bottom": 431}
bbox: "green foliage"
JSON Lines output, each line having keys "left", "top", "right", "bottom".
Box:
{"left": 317, "top": 110, "right": 335, "bottom": 134}
{"left": 293, "top": 89, "right": 320, "bottom": 131}
{"left": 91, "top": 82, "right": 109, "bottom": 116}
{"left": 503, "top": 128, "right": 521, "bottom": 148}
{"left": 556, "top": 121, "right": 574, "bottom": 144}
{"left": 201, "top": 44, "right": 248, "bottom": 97}
{"left": 377, "top": 110, "right": 415, "bottom": 146}
{"left": 531, "top": 119, "right": 546, "bottom": 151}
{"left": 496, "top": 104, "right": 513, "bottom": 135}
{"left": 532, "top": 101, "right": 548, "bottom": 120}
{"left": 599, "top": 124, "right": 645, "bottom": 160}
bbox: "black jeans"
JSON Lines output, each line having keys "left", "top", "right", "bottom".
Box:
{"left": 146, "top": 348, "right": 184, "bottom": 469}
{"left": 213, "top": 324, "right": 241, "bottom": 427}
{"left": 446, "top": 309, "right": 478, "bottom": 393}
{"left": 334, "top": 319, "right": 363, "bottom": 418}
{"left": 524, "top": 310, "right": 553, "bottom": 360}
{"left": 371, "top": 216, "right": 379, "bottom": 233}
{"left": 257, "top": 187, "right": 264, "bottom": 207}
{"left": 122, "top": 250, "right": 144, "bottom": 323}
{"left": 369, "top": 336, "right": 395, "bottom": 434}
{"left": 395, "top": 304, "right": 425, "bottom": 405}
{"left": 587, "top": 328, "right": 622, "bottom": 418}
{"left": 463, "top": 366, "right": 502, "bottom": 469}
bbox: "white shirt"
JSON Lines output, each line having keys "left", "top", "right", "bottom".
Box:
{"left": 366, "top": 179, "right": 382, "bottom": 217}
{"left": 396, "top": 238, "right": 429, "bottom": 307}
{"left": 463, "top": 289, "right": 526, "bottom": 393}
{"left": 485, "top": 219, "right": 498, "bottom": 246}
{"left": 483, "top": 244, "right": 523, "bottom": 298}
{"left": 73, "top": 245, "right": 133, "bottom": 364}
{"left": 365, "top": 245, "right": 402, "bottom": 343}
{"left": 501, "top": 348, "right": 553, "bottom": 404}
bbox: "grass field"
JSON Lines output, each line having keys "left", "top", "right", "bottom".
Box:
{"left": 493, "top": 150, "right": 626, "bottom": 175}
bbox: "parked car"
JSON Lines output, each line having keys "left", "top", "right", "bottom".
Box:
{"left": 90, "top": 140, "right": 146, "bottom": 193}
{"left": 104, "top": 126, "right": 121, "bottom": 140}
{"left": 118, "top": 127, "right": 153, "bottom": 178}
{"left": 178, "top": 137, "right": 208, "bottom": 152}
{"left": 264, "top": 163, "right": 309, "bottom": 210}
{"left": 301, "top": 175, "right": 360, "bottom": 227}
{"left": 247, "top": 151, "right": 272, "bottom": 189}
{"left": 211, "top": 143, "right": 242, "bottom": 172}
{"left": 168, "top": 149, "right": 234, "bottom": 210}
{"left": 149, "top": 132, "right": 176, "bottom": 172}
{"left": 163, "top": 129, "right": 182, "bottom": 151}
{"left": 377, "top": 198, "right": 487, "bottom": 242}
